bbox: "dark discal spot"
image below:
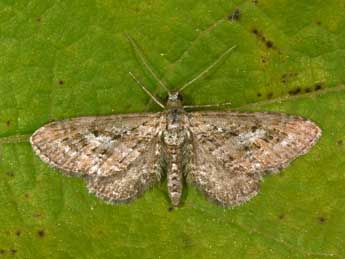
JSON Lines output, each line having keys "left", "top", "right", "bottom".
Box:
{"left": 6, "top": 171, "right": 15, "bottom": 177}
{"left": 229, "top": 131, "right": 239, "bottom": 137}
{"left": 305, "top": 87, "right": 311, "bottom": 93}
{"left": 37, "top": 229, "right": 45, "bottom": 238}
{"left": 10, "top": 249, "right": 17, "bottom": 255}
{"left": 318, "top": 216, "right": 326, "bottom": 224}
{"left": 337, "top": 140, "right": 343, "bottom": 145}
{"left": 228, "top": 8, "right": 241, "bottom": 21}
{"left": 314, "top": 83, "right": 322, "bottom": 91}
{"left": 251, "top": 126, "right": 258, "bottom": 132}
{"left": 288, "top": 87, "right": 301, "bottom": 95}
{"left": 92, "top": 130, "right": 100, "bottom": 137}
{"left": 58, "top": 80, "right": 64, "bottom": 85}
{"left": 257, "top": 92, "right": 262, "bottom": 97}
{"left": 278, "top": 213, "right": 285, "bottom": 220}
{"left": 6, "top": 120, "right": 11, "bottom": 127}
{"left": 267, "top": 92, "right": 273, "bottom": 99}
{"left": 15, "top": 230, "right": 21, "bottom": 237}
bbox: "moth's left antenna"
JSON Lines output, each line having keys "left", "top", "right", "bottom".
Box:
{"left": 126, "top": 33, "right": 171, "bottom": 95}
{"left": 129, "top": 72, "right": 165, "bottom": 109}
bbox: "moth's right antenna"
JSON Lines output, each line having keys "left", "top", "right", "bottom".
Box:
{"left": 129, "top": 72, "right": 165, "bottom": 109}
{"left": 126, "top": 33, "right": 171, "bottom": 95}
{"left": 179, "top": 45, "right": 237, "bottom": 92}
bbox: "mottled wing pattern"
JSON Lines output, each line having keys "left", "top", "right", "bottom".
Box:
{"left": 30, "top": 113, "right": 164, "bottom": 203}
{"left": 187, "top": 111, "right": 321, "bottom": 206}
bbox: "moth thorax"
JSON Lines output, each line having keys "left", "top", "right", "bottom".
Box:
{"left": 163, "top": 131, "right": 185, "bottom": 146}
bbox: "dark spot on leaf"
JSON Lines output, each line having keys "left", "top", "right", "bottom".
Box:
{"left": 36, "top": 17, "right": 41, "bottom": 22}
{"left": 0, "top": 249, "right": 5, "bottom": 255}
{"left": 251, "top": 29, "right": 277, "bottom": 50}
{"left": 257, "top": 92, "right": 262, "bottom": 97}
{"left": 58, "top": 80, "right": 64, "bottom": 85}
{"left": 288, "top": 87, "right": 301, "bottom": 95}
{"left": 228, "top": 9, "right": 241, "bottom": 21}
{"left": 316, "top": 21, "right": 322, "bottom": 25}
{"left": 314, "top": 83, "right": 322, "bottom": 91}
{"left": 266, "top": 40, "right": 273, "bottom": 48}
{"left": 6, "top": 120, "right": 11, "bottom": 127}
{"left": 278, "top": 213, "right": 285, "bottom": 220}
{"left": 10, "top": 249, "right": 17, "bottom": 255}
{"left": 181, "top": 233, "right": 193, "bottom": 248}
{"left": 24, "top": 193, "right": 30, "bottom": 198}
{"left": 281, "top": 72, "right": 298, "bottom": 84}
{"left": 168, "top": 207, "right": 174, "bottom": 212}
{"left": 267, "top": 92, "right": 273, "bottom": 99}
{"left": 33, "top": 213, "right": 42, "bottom": 218}
{"left": 318, "top": 216, "right": 326, "bottom": 224}
{"left": 252, "top": 0, "right": 258, "bottom": 4}
{"left": 6, "top": 171, "right": 14, "bottom": 177}
{"left": 261, "top": 56, "right": 267, "bottom": 63}
{"left": 251, "top": 28, "right": 259, "bottom": 35}
{"left": 15, "top": 230, "right": 21, "bottom": 237}
{"left": 305, "top": 87, "right": 311, "bottom": 93}
{"left": 337, "top": 140, "right": 343, "bottom": 145}
{"left": 37, "top": 230, "right": 45, "bottom": 238}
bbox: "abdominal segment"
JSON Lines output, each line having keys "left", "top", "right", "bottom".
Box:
{"left": 166, "top": 148, "right": 183, "bottom": 206}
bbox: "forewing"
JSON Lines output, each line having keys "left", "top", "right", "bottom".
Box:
{"left": 30, "top": 113, "right": 164, "bottom": 203}
{"left": 187, "top": 111, "right": 321, "bottom": 206}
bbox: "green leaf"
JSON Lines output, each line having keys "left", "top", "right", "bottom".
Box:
{"left": 1, "top": 0, "right": 345, "bottom": 258}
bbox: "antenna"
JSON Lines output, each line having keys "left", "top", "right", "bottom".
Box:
{"left": 126, "top": 33, "right": 171, "bottom": 95}
{"left": 179, "top": 45, "right": 237, "bottom": 92}
{"left": 128, "top": 72, "right": 165, "bottom": 109}
{"left": 183, "top": 102, "right": 231, "bottom": 109}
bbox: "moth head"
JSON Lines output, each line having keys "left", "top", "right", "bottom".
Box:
{"left": 166, "top": 91, "right": 183, "bottom": 108}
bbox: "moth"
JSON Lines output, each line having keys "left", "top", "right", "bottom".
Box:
{"left": 30, "top": 36, "right": 321, "bottom": 207}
